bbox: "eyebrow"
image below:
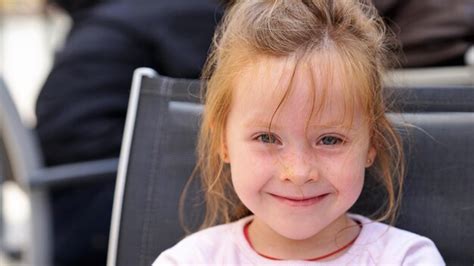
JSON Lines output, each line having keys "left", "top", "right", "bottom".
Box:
{"left": 244, "top": 120, "right": 356, "bottom": 131}
{"left": 306, "top": 123, "right": 356, "bottom": 130}
{"left": 244, "top": 120, "right": 280, "bottom": 130}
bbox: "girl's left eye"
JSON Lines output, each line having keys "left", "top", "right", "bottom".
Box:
{"left": 318, "top": 136, "right": 344, "bottom": 145}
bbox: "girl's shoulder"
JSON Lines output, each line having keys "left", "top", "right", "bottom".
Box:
{"left": 348, "top": 214, "right": 445, "bottom": 265}
{"left": 152, "top": 216, "right": 253, "bottom": 265}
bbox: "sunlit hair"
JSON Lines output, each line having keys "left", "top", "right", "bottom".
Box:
{"left": 182, "top": 0, "right": 404, "bottom": 231}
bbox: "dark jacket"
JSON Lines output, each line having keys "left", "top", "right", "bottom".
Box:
{"left": 35, "top": 1, "right": 223, "bottom": 265}
{"left": 374, "top": 0, "right": 474, "bottom": 67}
{"left": 37, "top": 0, "right": 223, "bottom": 165}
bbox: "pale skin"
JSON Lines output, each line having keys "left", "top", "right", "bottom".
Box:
{"left": 221, "top": 53, "right": 376, "bottom": 260}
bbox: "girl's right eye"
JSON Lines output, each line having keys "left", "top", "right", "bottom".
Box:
{"left": 255, "top": 133, "right": 280, "bottom": 145}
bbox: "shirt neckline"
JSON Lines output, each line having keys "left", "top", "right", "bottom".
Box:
{"left": 233, "top": 214, "right": 371, "bottom": 264}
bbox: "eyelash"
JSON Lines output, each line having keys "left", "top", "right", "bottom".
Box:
{"left": 254, "top": 133, "right": 345, "bottom": 146}
{"left": 317, "top": 135, "right": 345, "bottom": 146}
{"left": 255, "top": 133, "right": 281, "bottom": 145}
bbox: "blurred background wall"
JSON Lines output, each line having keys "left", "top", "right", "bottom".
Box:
{"left": 1, "top": 0, "right": 70, "bottom": 125}
{"left": 1, "top": 0, "right": 69, "bottom": 264}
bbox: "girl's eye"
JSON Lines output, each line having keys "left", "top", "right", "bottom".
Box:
{"left": 318, "top": 136, "right": 344, "bottom": 145}
{"left": 256, "top": 133, "right": 280, "bottom": 144}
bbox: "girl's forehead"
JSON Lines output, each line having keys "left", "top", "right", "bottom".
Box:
{"left": 234, "top": 52, "right": 350, "bottom": 96}
{"left": 230, "top": 52, "right": 367, "bottom": 127}
{"left": 238, "top": 56, "right": 293, "bottom": 99}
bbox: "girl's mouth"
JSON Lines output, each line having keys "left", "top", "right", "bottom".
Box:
{"left": 269, "top": 193, "right": 329, "bottom": 207}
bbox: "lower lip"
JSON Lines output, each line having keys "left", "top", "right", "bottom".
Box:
{"left": 270, "top": 193, "right": 329, "bottom": 207}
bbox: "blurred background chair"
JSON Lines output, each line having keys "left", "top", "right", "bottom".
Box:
{"left": 108, "top": 67, "right": 474, "bottom": 266}
{"left": 0, "top": 77, "right": 118, "bottom": 265}
{"left": 385, "top": 65, "right": 474, "bottom": 87}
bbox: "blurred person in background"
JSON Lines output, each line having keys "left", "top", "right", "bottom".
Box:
{"left": 34, "top": 0, "right": 472, "bottom": 265}
{"left": 373, "top": 0, "right": 474, "bottom": 67}
{"left": 36, "top": 0, "right": 225, "bottom": 265}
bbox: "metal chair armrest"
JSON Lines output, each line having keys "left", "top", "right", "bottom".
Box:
{"left": 29, "top": 158, "right": 118, "bottom": 188}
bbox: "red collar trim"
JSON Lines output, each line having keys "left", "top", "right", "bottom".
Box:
{"left": 243, "top": 220, "right": 362, "bottom": 261}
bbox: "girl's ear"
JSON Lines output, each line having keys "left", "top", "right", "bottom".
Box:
{"left": 365, "top": 145, "right": 377, "bottom": 167}
{"left": 213, "top": 121, "right": 230, "bottom": 163}
{"left": 219, "top": 132, "right": 230, "bottom": 163}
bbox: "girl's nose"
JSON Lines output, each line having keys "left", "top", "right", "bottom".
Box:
{"left": 279, "top": 148, "right": 318, "bottom": 186}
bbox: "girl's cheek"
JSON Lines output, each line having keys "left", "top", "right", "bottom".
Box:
{"left": 327, "top": 158, "right": 365, "bottom": 182}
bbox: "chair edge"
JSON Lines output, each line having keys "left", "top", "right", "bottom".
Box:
{"left": 107, "top": 67, "right": 158, "bottom": 266}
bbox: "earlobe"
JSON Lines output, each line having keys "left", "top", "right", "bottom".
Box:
{"left": 220, "top": 144, "right": 230, "bottom": 163}
{"left": 221, "top": 150, "right": 230, "bottom": 163}
{"left": 219, "top": 132, "right": 230, "bottom": 163}
{"left": 211, "top": 120, "right": 230, "bottom": 163}
{"left": 366, "top": 146, "right": 376, "bottom": 167}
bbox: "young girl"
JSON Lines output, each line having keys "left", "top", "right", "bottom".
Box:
{"left": 154, "top": 0, "right": 444, "bottom": 264}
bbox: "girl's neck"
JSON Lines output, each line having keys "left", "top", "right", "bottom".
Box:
{"left": 247, "top": 214, "right": 360, "bottom": 261}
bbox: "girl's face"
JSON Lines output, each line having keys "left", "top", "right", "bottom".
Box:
{"left": 223, "top": 54, "right": 376, "bottom": 254}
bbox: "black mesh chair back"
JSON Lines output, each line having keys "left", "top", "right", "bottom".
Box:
{"left": 108, "top": 67, "right": 474, "bottom": 265}
{"left": 395, "top": 112, "right": 473, "bottom": 265}
{"left": 108, "top": 68, "right": 202, "bottom": 266}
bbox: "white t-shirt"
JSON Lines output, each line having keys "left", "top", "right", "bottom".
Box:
{"left": 153, "top": 214, "right": 445, "bottom": 265}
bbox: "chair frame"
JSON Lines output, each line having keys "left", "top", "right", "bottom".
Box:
{"left": 0, "top": 78, "right": 118, "bottom": 265}
{"left": 107, "top": 68, "right": 157, "bottom": 266}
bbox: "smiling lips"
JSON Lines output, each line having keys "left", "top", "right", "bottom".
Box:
{"left": 270, "top": 193, "right": 329, "bottom": 207}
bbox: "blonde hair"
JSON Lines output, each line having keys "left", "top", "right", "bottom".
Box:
{"left": 183, "top": 0, "right": 404, "bottom": 231}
